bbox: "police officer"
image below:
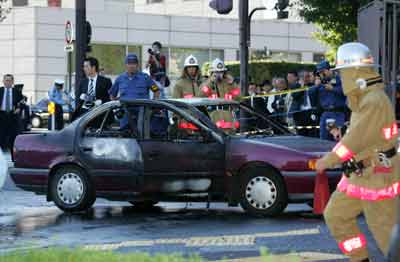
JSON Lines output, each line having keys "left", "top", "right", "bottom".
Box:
{"left": 109, "top": 53, "right": 159, "bottom": 101}
{"left": 316, "top": 43, "right": 400, "bottom": 262}
{"left": 109, "top": 53, "right": 159, "bottom": 127}
{"left": 199, "top": 58, "right": 240, "bottom": 100}
{"left": 309, "top": 60, "right": 347, "bottom": 140}
{"left": 48, "top": 79, "right": 69, "bottom": 130}
{"left": 172, "top": 55, "right": 203, "bottom": 99}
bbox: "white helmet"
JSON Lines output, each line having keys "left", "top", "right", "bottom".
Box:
{"left": 334, "top": 42, "right": 377, "bottom": 70}
{"left": 54, "top": 79, "right": 65, "bottom": 85}
{"left": 184, "top": 55, "right": 199, "bottom": 67}
{"left": 211, "top": 58, "right": 227, "bottom": 72}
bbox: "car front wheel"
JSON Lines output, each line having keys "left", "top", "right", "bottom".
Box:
{"left": 50, "top": 166, "right": 96, "bottom": 212}
{"left": 239, "top": 166, "right": 288, "bottom": 216}
{"left": 31, "top": 115, "right": 42, "bottom": 128}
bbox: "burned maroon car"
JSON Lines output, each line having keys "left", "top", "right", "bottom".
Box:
{"left": 10, "top": 98, "right": 341, "bottom": 216}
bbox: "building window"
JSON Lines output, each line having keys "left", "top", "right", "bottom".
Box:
{"left": 250, "top": 49, "right": 269, "bottom": 60}
{"left": 168, "top": 47, "right": 224, "bottom": 79}
{"left": 12, "top": 0, "right": 28, "bottom": 6}
{"left": 211, "top": 49, "right": 224, "bottom": 61}
{"left": 128, "top": 45, "right": 143, "bottom": 68}
{"left": 147, "top": 0, "right": 163, "bottom": 3}
{"left": 313, "top": 53, "right": 325, "bottom": 63}
{"left": 90, "top": 44, "right": 126, "bottom": 76}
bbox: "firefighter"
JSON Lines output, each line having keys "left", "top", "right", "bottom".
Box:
{"left": 172, "top": 55, "right": 203, "bottom": 98}
{"left": 316, "top": 42, "right": 400, "bottom": 262}
{"left": 199, "top": 58, "right": 240, "bottom": 100}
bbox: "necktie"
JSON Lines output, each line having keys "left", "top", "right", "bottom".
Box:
{"left": 5, "top": 88, "right": 11, "bottom": 112}
{"left": 304, "top": 89, "right": 308, "bottom": 106}
{"left": 88, "top": 79, "right": 94, "bottom": 97}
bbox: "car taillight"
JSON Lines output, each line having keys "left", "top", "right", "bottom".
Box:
{"left": 307, "top": 159, "right": 318, "bottom": 170}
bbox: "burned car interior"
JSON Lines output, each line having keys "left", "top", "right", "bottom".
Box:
{"left": 167, "top": 100, "right": 290, "bottom": 138}
{"left": 82, "top": 105, "right": 143, "bottom": 139}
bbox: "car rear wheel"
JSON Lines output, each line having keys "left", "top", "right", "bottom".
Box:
{"left": 50, "top": 166, "right": 96, "bottom": 212}
{"left": 31, "top": 116, "right": 42, "bottom": 128}
{"left": 239, "top": 166, "right": 288, "bottom": 216}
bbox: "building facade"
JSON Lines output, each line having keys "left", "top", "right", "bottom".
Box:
{"left": 0, "top": 2, "right": 326, "bottom": 102}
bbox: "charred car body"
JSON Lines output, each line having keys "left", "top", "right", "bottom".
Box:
{"left": 10, "top": 98, "right": 341, "bottom": 216}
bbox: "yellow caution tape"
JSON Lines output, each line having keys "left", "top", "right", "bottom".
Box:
{"left": 241, "top": 86, "right": 309, "bottom": 100}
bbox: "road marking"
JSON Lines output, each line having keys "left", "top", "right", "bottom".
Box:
{"left": 214, "top": 252, "right": 347, "bottom": 262}
{"left": 84, "top": 228, "right": 320, "bottom": 251}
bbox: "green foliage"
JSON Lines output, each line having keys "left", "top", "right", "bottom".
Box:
{"left": 1, "top": 248, "right": 202, "bottom": 262}
{"left": 1, "top": 247, "right": 305, "bottom": 262}
{"left": 297, "top": 0, "right": 372, "bottom": 61}
{"left": 225, "top": 60, "right": 315, "bottom": 85}
{"left": 201, "top": 61, "right": 211, "bottom": 77}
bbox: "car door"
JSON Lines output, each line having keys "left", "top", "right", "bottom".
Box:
{"left": 138, "top": 103, "right": 225, "bottom": 193}
{"left": 77, "top": 104, "right": 145, "bottom": 192}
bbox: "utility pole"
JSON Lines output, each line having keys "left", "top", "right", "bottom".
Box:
{"left": 75, "top": 0, "right": 87, "bottom": 101}
{"left": 239, "top": 0, "right": 249, "bottom": 96}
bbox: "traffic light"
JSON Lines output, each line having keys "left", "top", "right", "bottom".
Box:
{"left": 275, "top": 0, "right": 289, "bottom": 19}
{"left": 209, "top": 0, "right": 233, "bottom": 15}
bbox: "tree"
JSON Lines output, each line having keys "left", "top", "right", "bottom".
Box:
{"left": 296, "top": 0, "right": 372, "bottom": 61}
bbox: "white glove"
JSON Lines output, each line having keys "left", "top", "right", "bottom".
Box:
{"left": 94, "top": 100, "right": 102, "bottom": 106}
{"left": 80, "top": 93, "right": 88, "bottom": 101}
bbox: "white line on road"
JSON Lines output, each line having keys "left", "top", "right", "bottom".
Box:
{"left": 84, "top": 228, "right": 321, "bottom": 251}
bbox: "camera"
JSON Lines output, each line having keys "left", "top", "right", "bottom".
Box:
{"left": 148, "top": 48, "right": 154, "bottom": 55}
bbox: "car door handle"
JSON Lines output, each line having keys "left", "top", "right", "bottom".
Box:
{"left": 81, "top": 147, "right": 93, "bottom": 152}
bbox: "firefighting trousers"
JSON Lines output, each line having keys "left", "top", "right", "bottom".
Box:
{"left": 324, "top": 191, "right": 397, "bottom": 261}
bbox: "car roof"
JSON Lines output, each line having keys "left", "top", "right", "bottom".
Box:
{"left": 165, "top": 98, "right": 239, "bottom": 106}
{"left": 119, "top": 98, "right": 238, "bottom": 107}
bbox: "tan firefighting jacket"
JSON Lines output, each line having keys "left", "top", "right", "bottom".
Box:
{"left": 199, "top": 74, "right": 240, "bottom": 100}
{"left": 320, "top": 67, "right": 400, "bottom": 200}
{"left": 172, "top": 73, "right": 203, "bottom": 99}
{"left": 209, "top": 110, "right": 239, "bottom": 134}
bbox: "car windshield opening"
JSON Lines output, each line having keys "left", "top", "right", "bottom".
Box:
{"left": 193, "top": 103, "right": 290, "bottom": 137}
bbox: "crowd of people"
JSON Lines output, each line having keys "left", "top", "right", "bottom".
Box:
{"left": 0, "top": 39, "right": 356, "bottom": 152}
{"left": 236, "top": 61, "right": 349, "bottom": 141}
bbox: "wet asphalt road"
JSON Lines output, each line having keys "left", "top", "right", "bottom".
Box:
{"left": 0, "top": 154, "right": 386, "bottom": 262}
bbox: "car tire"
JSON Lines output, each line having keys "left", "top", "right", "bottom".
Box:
{"left": 129, "top": 200, "right": 158, "bottom": 209}
{"left": 31, "top": 116, "right": 42, "bottom": 128}
{"left": 50, "top": 166, "right": 96, "bottom": 212}
{"left": 239, "top": 165, "right": 288, "bottom": 217}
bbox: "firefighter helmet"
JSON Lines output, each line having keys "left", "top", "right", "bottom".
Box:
{"left": 184, "top": 55, "right": 199, "bottom": 67}
{"left": 334, "top": 42, "right": 377, "bottom": 70}
{"left": 211, "top": 58, "right": 227, "bottom": 72}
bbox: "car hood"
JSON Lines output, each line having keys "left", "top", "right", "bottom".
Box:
{"left": 243, "top": 135, "right": 336, "bottom": 155}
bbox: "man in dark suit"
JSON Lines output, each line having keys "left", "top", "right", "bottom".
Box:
{"left": 73, "top": 57, "right": 112, "bottom": 119}
{"left": 0, "top": 74, "right": 23, "bottom": 151}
